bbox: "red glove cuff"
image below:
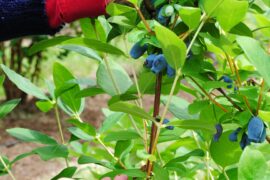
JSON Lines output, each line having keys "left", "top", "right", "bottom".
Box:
{"left": 46, "top": 0, "right": 108, "bottom": 28}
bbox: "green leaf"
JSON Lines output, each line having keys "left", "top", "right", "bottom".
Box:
{"left": 97, "top": 61, "right": 133, "bottom": 96}
{"left": 115, "top": 140, "right": 133, "bottom": 159}
{"left": 104, "top": 130, "right": 140, "bottom": 142}
{"left": 229, "top": 22, "right": 252, "bottom": 37}
{"left": 28, "top": 36, "right": 71, "bottom": 55}
{"left": 61, "top": 38, "right": 125, "bottom": 55}
{"left": 36, "top": 100, "right": 54, "bottom": 113}
{"left": 67, "top": 119, "right": 96, "bottom": 137}
{"left": 210, "top": 131, "right": 242, "bottom": 167}
{"left": 178, "top": 7, "right": 201, "bottom": 30}
{"left": 76, "top": 87, "right": 105, "bottom": 98}
{"left": 78, "top": 156, "right": 115, "bottom": 169}
{"left": 202, "top": 0, "right": 248, "bottom": 31}
{"left": 0, "top": 99, "right": 20, "bottom": 119}
{"left": 170, "top": 120, "right": 216, "bottom": 133}
{"left": 238, "top": 147, "right": 268, "bottom": 179}
{"left": 59, "top": 45, "right": 102, "bottom": 62}
{"left": 106, "top": 3, "right": 135, "bottom": 16}
{"left": 33, "top": 145, "right": 68, "bottom": 161}
{"left": 162, "top": 96, "right": 199, "bottom": 120}
{"left": 51, "top": 167, "right": 77, "bottom": 180}
{"left": 53, "top": 63, "right": 82, "bottom": 114}
{"left": 101, "top": 169, "right": 146, "bottom": 179}
{"left": 109, "top": 101, "right": 154, "bottom": 121}
{"left": 153, "top": 163, "right": 169, "bottom": 180}
{"left": 165, "top": 149, "right": 205, "bottom": 167}
{"left": 0, "top": 156, "right": 9, "bottom": 176}
{"left": 237, "top": 36, "right": 270, "bottom": 87}
{"left": 1, "top": 65, "right": 48, "bottom": 100}
{"left": 67, "top": 127, "right": 94, "bottom": 141}
{"left": 99, "top": 112, "right": 124, "bottom": 134}
{"left": 155, "top": 25, "right": 187, "bottom": 69}
{"left": 6, "top": 128, "right": 57, "bottom": 145}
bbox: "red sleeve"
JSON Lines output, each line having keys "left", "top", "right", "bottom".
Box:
{"left": 46, "top": 0, "right": 108, "bottom": 28}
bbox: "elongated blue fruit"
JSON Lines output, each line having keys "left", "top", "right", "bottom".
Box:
{"left": 166, "top": 65, "right": 175, "bottom": 77}
{"left": 229, "top": 128, "right": 242, "bottom": 142}
{"left": 151, "top": 54, "right": 167, "bottom": 74}
{"left": 248, "top": 116, "right": 266, "bottom": 143}
{"left": 144, "top": 54, "right": 157, "bottom": 68}
{"left": 157, "top": 8, "right": 168, "bottom": 25}
{"left": 240, "top": 133, "right": 250, "bottom": 150}
{"left": 213, "top": 124, "right": 223, "bottom": 142}
{"left": 130, "top": 42, "right": 148, "bottom": 59}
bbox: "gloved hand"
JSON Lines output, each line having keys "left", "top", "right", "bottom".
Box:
{"left": 46, "top": 0, "right": 110, "bottom": 28}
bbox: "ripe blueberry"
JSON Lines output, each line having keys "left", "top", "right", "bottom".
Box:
{"left": 248, "top": 116, "right": 266, "bottom": 143}
{"left": 221, "top": 75, "right": 233, "bottom": 89}
{"left": 130, "top": 42, "right": 148, "bottom": 59}
{"left": 151, "top": 54, "right": 168, "bottom": 74}
{"left": 166, "top": 65, "right": 176, "bottom": 78}
{"left": 157, "top": 9, "right": 169, "bottom": 25}
{"left": 213, "top": 124, "right": 223, "bottom": 142}
{"left": 229, "top": 128, "right": 242, "bottom": 142}
{"left": 144, "top": 54, "right": 157, "bottom": 68}
{"left": 163, "top": 119, "right": 174, "bottom": 130}
{"left": 240, "top": 133, "right": 250, "bottom": 150}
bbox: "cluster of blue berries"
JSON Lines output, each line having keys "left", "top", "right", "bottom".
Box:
{"left": 129, "top": 2, "right": 177, "bottom": 77}
{"left": 130, "top": 43, "right": 176, "bottom": 77}
{"left": 221, "top": 75, "right": 233, "bottom": 89}
{"left": 163, "top": 119, "right": 174, "bottom": 130}
{"left": 229, "top": 116, "right": 267, "bottom": 149}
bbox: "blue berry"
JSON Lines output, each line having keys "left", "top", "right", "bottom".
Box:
{"left": 222, "top": 75, "right": 233, "bottom": 89}
{"left": 130, "top": 42, "right": 148, "bottom": 59}
{"left": 162, "top": 119, "right": 174, "bottom": 130}
{"left": 213, "top": 124, "right": 223, "bottom": 142}
{"left": 166, "top": 65, "right": 175, "bottom": 78}
{"left": 248, "top": 116, "right": 266, "bottom": 143}
{"left": 144, "top": 54, "right": 157, "bottom": 68}
{"left": 151, "top": 54, "right": 168, "bottom": 74}
{"left": 229, "top": 128, "right": 242, "bottom": 142}
{"left": 240, "top": 133, "right": 250, "bottom": 150}
{"left": 164, "top": 5, "right": 174, "bottom": 17}
{"left": 157, "top": 9, "right": 168, "bottom": 25}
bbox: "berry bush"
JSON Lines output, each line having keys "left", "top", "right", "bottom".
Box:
{"left": 1, "top": 0, "right": 270, "bottom": 179}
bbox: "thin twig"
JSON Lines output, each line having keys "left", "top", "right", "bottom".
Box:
{"left": 256, "top": 79, "right": 265, "bottom": 115}
{"left": 54, "top": 105, "right": 69, "bottom": 167}
{"left": 0, "top": 155, "right": 16, "bottom": 180}
{"left": 96, "top": 137, "right": 126, "bottom": 169}
{"left": 188, "top": 76, "right": 228, "bottom": 113}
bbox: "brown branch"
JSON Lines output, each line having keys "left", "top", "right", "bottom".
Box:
{"left": 256, "top": 79, "right": 265, "bottom": 116}
{"left": 146, "top": 73, "right": 162, "bottom": 179}
{"left": 188, "top": 76, "right": 229, "bottom": 113}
